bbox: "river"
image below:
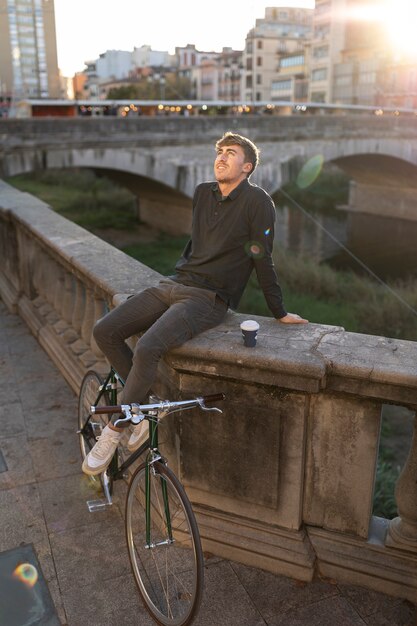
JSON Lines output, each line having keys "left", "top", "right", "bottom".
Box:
{"left": 273, "top": 196, "right": 417, "bottom": 282}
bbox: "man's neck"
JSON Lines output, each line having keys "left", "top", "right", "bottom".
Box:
{"left": 217, "top": 176, "right": 247, "bottom": 198}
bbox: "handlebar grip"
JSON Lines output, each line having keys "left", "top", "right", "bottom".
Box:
{"left": 90, "top": 405, "right": 121, "bottom": 414}
{"left": 202, "top": 393, "right": 226, "bottom": 403}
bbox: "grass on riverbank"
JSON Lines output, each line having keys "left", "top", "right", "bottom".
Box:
{"left": 8, "top": 169, "right": 138, "bottom": 230}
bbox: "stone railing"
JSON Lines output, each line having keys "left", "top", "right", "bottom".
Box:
{"left": 0, "top": 180, "right": 416, "bottom": 603}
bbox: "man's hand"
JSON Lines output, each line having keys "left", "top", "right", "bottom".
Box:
{"left": 277, "top": 313, "right": 309, "bottom": 324}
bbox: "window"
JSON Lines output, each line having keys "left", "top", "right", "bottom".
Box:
{"left": 335, "top": 75, "right": 351, "bottom": 86}
{"left": 312, "top": 68, "right": 327, "bottom": 81}
{"left": 314, "top": 24, "right": 330, "bottom": 38}
{"left": 257, "top": 40, "right": 263, "bottom": 49}
{"left": 359, "top": 72, "right": 376, "bottom": 84}
{"left": 313, "top": 45, "right": 329, "bottom": 59}
{"left": 256, "top": 74, "right": 262, "bottom": 85}
{"left": 257, "top": 56, "right": 262, "bottom": 67}
{"left": 311, "top": 91, "right": 326, "bottom": 102}
{"left": 272, "top": 79, "right": 292, "bottom": 91}
{"left": 280, "top": 55, "right": 304, "bottom": 68}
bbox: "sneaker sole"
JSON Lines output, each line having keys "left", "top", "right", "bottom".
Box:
{"left": 127, "top": 434, "right": 148, "bottom": 453}
{"left": 82, "top": 457, "right": 111, "bottom": 476}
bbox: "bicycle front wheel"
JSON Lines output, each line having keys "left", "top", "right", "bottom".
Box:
{"left": 126, "top": 461, "right": 204, "bottom": 626}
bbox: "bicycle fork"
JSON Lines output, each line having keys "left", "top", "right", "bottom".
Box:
{"left": 145, "top": 462, "right": 175, "bottom": 549}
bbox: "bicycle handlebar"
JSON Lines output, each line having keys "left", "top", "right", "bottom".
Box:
{"left": 90, "top": 393, "right": 226, "bottom": 415}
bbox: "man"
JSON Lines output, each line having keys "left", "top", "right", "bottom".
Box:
{"left": 82, "top": 131, "right": 308, "bottom": 475}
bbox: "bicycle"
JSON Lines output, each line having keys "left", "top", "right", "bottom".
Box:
{"left": 78, "top": 367, "right": 225, "bottom": 626}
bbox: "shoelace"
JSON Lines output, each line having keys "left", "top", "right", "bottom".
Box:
{"left": 92, "top": 431, "right": 119, "bottom": 458}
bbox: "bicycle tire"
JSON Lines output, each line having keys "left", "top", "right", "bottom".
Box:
{"left": 126, "top": 461, "right": 204, "bottom": 626}
{"left": 78, "top": 370, "right": 111, "bottom": 486}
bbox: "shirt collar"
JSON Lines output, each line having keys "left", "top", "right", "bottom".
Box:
{"left": 211, "top": 178, "right": 250, "bottom": 202}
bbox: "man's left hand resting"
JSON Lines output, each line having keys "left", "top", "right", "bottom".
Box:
{"left": 278, "top": 313, "right": 309, "bottom": 324}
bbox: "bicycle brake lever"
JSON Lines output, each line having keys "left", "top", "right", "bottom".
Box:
{"left": 113, "top": 405, "right": 134, "bottom": 427}
{"left": 200, "top": 405, "right": 223, "bottom": 414}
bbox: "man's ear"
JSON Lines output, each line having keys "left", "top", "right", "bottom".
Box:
{"left": 243, "top": 162, "right": 253, "bottom": 174}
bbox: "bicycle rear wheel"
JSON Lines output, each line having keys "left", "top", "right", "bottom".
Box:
{"left": 78, "top": 370, "right": 111, "bottom": 485}
{"left": 126, "top": 461, "right": 204, "bottom": 626}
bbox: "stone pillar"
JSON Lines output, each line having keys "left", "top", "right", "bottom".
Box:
{"left": 72, "top": 279, "right": 85, "bottom": 335}
{"left": 81, "top": 288, "right": 95, "bottom": 347}
{"left": 386, "top": 411, "right": 417, "bottom": 552}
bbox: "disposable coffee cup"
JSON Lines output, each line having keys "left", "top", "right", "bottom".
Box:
{"left": 240, "top": 320, "right": 260, "bottom": 347}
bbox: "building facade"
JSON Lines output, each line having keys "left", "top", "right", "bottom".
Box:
{"left": 0, "top": 0, "right": 60, "bottom": 103}
{"left": 243, "top": 6, "right": 313, "bottom": 103}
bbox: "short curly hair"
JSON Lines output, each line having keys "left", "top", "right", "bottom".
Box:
{"left": 215, "top": 132, "right": 260, "bottom": 177}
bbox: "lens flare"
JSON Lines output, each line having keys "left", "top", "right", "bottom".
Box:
{"left": 13, "top": 563, "right": 38, "bottom": 588}
{"left": 264, "top": 228, "right": 271, "bottom": 235}
{"left": 296, "top": 155, "right": 324, "bottom": 190}
{"left": 245, "top": 240, "right": 265, "bottom": 259}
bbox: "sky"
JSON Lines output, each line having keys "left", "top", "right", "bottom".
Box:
{"left": 53, "top": 0, "right": 315, "bottom": 76}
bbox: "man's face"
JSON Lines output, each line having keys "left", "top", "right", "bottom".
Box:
{"left": 214, "top": 144, "right": 252, "bottom": 186}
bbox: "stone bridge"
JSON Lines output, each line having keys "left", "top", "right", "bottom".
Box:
{"left": 0, "top": 180, "right": 416, "bottom": 604}
{"left": 1, "top": 115, "right": 417, "bottom": 231}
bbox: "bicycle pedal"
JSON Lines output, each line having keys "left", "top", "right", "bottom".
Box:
{"left": 86, "top": 498, "right": 113, "bottom": 512}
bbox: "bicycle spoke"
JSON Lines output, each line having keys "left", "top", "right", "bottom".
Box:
{"left": 126, "top": 461, "right": 203, "bottom": 626}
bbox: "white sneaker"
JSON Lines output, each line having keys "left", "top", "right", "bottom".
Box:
{"left": 127, "top": 419, "right": 148, "bottom": 452}
{"left": 82, "top": 424, "right": 122, "bottom": 475}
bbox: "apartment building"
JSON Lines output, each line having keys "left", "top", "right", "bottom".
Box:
{"left": 243, "top": 6, "right": 313, "bottom": 103}
{"left": 196, "top": 48, "right": 243, "bottom": 102}
{"left": 308, "top": 0, "right": 348, "bottom": 102}
{"left": 382, "top": 58, "right": 417, "bottom": 110}
{"left": 0, "top": 0, "right": 60, "bottom": 101}
{"left": 332, "top": 0, "right": 387, "bottom": 105}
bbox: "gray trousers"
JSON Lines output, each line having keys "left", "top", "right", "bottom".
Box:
{"left": 93, "top": 279, "right": 228, "bottom": 406}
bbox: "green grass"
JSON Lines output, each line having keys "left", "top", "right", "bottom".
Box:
{"left": 123, "top": 235, "right": 189, "bottom": 276}
{"left": 8, "top": 169, "right": 138, "bottom": 231}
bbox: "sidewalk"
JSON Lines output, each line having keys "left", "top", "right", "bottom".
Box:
{"left": 0, "top": 300, "right": 415, "bottom": 626}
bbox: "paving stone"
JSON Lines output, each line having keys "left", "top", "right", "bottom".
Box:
{"left": 38, "top": 472, "right": 122, "bottom": 533}
{"left": 339, "top": 582, "right": 404, "bottom": 618}
{"left": 0, "top": 434, "right": 36, "bottom": 489}
{"left": 230, "top": 561, "right": 339, "bottom": 622}
{"left": 268, "top": 595, "right": 367, "bottom": 626}
{"left": 62, "top": 573, "right": 152, "bottom": 626}
{"left": 364, "top": 602, "right": 417, "bottom": 626}
{"left": 49, "top": 519, "right": 130, "bottom": 592}
{"left": 0, "top": 484, "right": 48, "bottom": 552}
{"left": 194, "top": 560, "right": 265, "bottom": 626}
{"left": 0, "top": 401, "right": 25, "bottom": 437}
{"left": 29, "top": 428, "right": 81, "bottom": 481}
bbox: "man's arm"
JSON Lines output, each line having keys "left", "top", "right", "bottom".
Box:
{"left": 251, "top": 195, "right": 308, "bottom": 324}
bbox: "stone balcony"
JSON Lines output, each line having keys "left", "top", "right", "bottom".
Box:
{"left": 0, "top": 180, "right": 416, "bottom": 604}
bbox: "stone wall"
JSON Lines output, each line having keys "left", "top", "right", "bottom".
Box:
{"left": 0, "top": 180, "right": 416, "bottom": 602}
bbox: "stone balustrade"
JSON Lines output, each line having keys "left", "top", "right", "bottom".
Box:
{"left": 0, "top": 179, "right": 416, "bottom": 603}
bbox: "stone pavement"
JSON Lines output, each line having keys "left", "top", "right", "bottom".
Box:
{"left": 0, "top": 300, "right": 416, "bottom": 626}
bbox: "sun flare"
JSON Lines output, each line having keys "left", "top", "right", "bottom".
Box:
{"left": 346, "top": 1, "right": 417, "bottom": 59}
{"left": 384, "top": 0, "right": 417, "bottom": 58}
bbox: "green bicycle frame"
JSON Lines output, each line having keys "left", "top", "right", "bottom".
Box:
{"left": 145, "top": 404, "right": 173, "bottom": 547}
